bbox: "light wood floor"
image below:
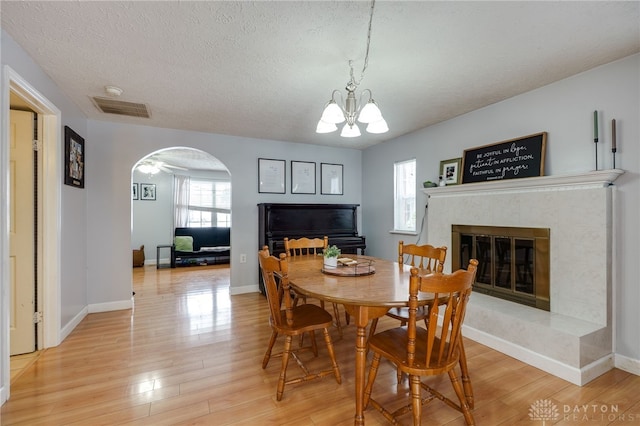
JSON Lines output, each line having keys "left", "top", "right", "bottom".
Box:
{"left": 2, "top": 265, "right": 638, "bottom": 425}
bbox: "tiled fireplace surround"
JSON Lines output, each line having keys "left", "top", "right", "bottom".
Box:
{"left": 423, "top": 169, "right": 623, "bottom": 385}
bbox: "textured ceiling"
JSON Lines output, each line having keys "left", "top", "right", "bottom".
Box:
{"left": 2, "top": 1, "right": 639, "bottom": 151}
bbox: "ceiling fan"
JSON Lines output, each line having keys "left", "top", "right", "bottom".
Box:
{"left": 136, "top": 160, "right": 187, "bottom": 175}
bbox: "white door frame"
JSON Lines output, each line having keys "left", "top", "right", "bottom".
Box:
{"left": 1, "top": 66, "right": 62, "bottom": 404}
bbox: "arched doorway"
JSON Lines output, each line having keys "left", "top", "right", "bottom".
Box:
{"left": 131, "top": 147, "right": 231, "bottom": 268}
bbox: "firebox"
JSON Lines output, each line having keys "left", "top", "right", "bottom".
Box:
{"left": 452, "top": 225, "right": 550, "bottom": 311}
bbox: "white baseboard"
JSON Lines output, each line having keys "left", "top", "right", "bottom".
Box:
{"left": 463, "top": 324, "right": 614, "bottom": 386}
{"left": 1, "top": 384, "right": 6, "bottom": 405}
{"left": 60, "top": 307, "right": 88, "bottom": 342}
{"left": 614, "top": 353, "right": 640, "bottom": 376}
{"left": 88, "top": 299, "right": 133, "bottom": 314}
{"left": 229, "top": 285, "right": 259, "bottom": 295}
{"left": 49, "top": 299, "right": 134, "bottom": 348}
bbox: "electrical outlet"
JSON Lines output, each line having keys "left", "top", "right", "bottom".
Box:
{"left": 240, "top": 254, "right": 247, "bottom": 263}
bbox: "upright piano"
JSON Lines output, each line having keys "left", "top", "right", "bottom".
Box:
{"left": 258, "top": 203, "right": 366, "bottom": 256}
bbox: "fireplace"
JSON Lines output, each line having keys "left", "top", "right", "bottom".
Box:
{"left": 423, "top": 170, "right": 623, "bottom": 385}
{"left": 452, "top": 225, "right": 550, "bottom": 310}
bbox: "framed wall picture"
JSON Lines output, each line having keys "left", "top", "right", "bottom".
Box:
{"left": 64, "top": 125, "right": 85, "bottom": 188}
{"left": 291, "top": 161, "right": 316, "bottom": 194}
{"left": 140, "top": 183, "right": 156, "bottom": 200}
{"left": 258, "top": 158, "right": 286, "bottom": 193}
{"left": 321, "top": 163, "right": 343, "bottom": 195}
{"left": 132, "top": 183, "right": 139, "bottom": 200}
{"left": 440, "top": 157, "right": 462, "bottom": 185}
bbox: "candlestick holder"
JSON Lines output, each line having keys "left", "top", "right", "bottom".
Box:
{"left": 611, "top": 118, "right": 617, "bottom": 170}
{"left": 594, "top": 138, "right": 599, "bottom": 171}
{"left": 612, "top": 147, "right": 617, "bottom": 169}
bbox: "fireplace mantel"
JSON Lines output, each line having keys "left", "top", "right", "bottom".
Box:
{"left": 423, "top": 169, "right": 624, "bottom": 197}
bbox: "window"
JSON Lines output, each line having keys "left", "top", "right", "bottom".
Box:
{"left": 185, "top": 179, "right": 231, "bottom": 227}
{"left": 394, "top": 159, "right": 416, "bottom": 232}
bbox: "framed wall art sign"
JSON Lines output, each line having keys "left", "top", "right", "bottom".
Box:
{"left": 461, "top": 132, "right": 547, "bottom": 184}
{"left": 258, "top": 158, "right": 286, "bottom": 194}
{"left": 321, "top": 163, "right": 343, "bottom": 195}
{"left": 291, "top": 160, "right": 316, "bottom": 194}
{"left": 64, "top": 126, "right": 85, "bottom": 188}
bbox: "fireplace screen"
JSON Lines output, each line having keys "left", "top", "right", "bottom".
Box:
{"left": 452, "top": 225, "right": 550, "bottom": 311}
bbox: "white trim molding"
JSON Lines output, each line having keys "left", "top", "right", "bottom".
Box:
{"left": 614, "top": 353, "right": 640, "bottom": 377}
{"left": 423, "top": 169, "right": 624, "bottom": 197}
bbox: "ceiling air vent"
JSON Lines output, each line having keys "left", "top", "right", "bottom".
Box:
{"left": 91, "top": 97, "right": 151, "bottom": 118}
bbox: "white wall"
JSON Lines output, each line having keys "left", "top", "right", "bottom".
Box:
{"left": 361, "top": 54, "right": 640, "bottom": 369}
{"left": 131, "top": 170, "right": 173, "bottom": 263}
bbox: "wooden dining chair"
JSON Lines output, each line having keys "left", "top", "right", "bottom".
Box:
{"left": 364, "top": 260, "right": 479, "bottom": 425}
{"left": 258, "top": 247, "right": 341, "bottom": 401}
{"left": 284, "top": 236, "right": 346, "bottom": 337}
{"left": 388, "top": 241, "right": 448, "bottom": 324}
{"left": 368, "top": 241, "right": 447, "bottom": 382}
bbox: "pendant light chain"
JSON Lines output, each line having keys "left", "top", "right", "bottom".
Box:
{"left": 350, "top": 0, "right": 376, "bottom": 89}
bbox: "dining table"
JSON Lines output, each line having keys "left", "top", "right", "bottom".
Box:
{"left": 286, "top": 254, "right": 432, "bottom": 425}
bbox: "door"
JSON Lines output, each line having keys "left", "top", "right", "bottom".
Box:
{"left": 9, "top": 109, "right": 36, "bottom": 355}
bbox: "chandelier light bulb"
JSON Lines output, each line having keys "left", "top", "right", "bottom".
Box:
{"left": 320, "top": 101, "right": 346, "bottom": 124}
{"left": 366, "top": 118, "right": 389, "bottom": 134}
{"left": 316, "top": 119, "right": 338, "bottom": 133}
{"left": 340, "top": 123, "right": 361, "bottom": 138}
{"left": 357, "top": 100, "right": 382, "bottom": 124}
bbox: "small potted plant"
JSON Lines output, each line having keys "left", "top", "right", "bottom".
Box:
{"left": 323, "top": 245, "right": 341, "bottom": 268}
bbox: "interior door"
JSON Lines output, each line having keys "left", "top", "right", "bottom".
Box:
{"left": 9, "top": 109, "right": 36, "bottom": 355}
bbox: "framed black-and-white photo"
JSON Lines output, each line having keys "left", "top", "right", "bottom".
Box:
{"left": 64, "top": 126, "right": 85, "bottom": 188}
{"left": 132, "top": 183, "right": 139, "bottom": 200}
{"left": 140, "top": 183, "right": 156, "bottom": 200}
{"left": 291, "top": 161, "right": 316, "bottom": 194}
{"left": 439, "top": 157, "right": 462, "bottom": 185}
{"left": 321, "top": 163, "right": 343, "bottom": 195}
{"left": 258, "top": 158, "right": 286, "bottom": 194}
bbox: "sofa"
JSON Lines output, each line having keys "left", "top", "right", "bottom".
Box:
{"left": 173, "top": 227, "right": 231, "bottom": 266}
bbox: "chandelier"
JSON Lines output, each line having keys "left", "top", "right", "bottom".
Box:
{"left": 316, "top": 0, "right": 388, "bottom": 138}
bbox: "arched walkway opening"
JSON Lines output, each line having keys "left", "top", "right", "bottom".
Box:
{"left": 131, "top": 147, "right": 231, "bottom": 268}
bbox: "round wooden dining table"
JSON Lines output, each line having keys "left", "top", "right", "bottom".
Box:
{"left": 286, "top": 254, "right": 427, "bottom": 425}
